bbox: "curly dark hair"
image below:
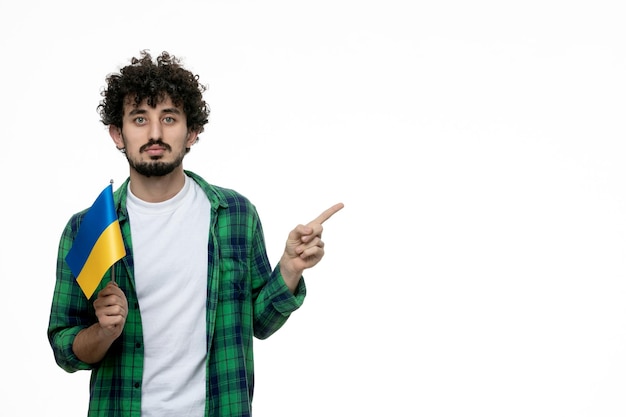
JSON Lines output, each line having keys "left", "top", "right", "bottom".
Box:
{"left": 97, "top": 50, "right": 210, "bottom": 134}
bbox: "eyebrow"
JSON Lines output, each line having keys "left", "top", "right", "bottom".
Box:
{"left": 127, "top": 107, "right": 183, "bottom": 116}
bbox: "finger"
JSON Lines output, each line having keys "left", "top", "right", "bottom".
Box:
{"left": 309, "top": 202, "right": 344, "bottom": 226}
{"left": 296, "top": 236, "right": 323, "bottom": 254}
{"left": 288, "top": 224, "right": 313, "bottom": 241}
{"left": 99, "top": 283, "right": 121, "bottom": 299}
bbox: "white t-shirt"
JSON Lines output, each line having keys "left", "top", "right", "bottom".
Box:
{"left": 126, "top": 175, "right": 210, "bottom": 417}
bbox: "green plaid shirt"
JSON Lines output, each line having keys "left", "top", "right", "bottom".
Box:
{"left": 48, "top": 171, "right": 306, "bottom": 417}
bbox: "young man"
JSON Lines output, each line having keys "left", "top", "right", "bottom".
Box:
{"left": 48, "top": 50, "right": 343, "bottom": 417}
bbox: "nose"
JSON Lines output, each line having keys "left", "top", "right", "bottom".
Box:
{"left": 148, "top": 119, "right": 163, "bottom": 141}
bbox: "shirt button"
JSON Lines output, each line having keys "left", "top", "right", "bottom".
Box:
{"left": 135, "top": 342, "right": 142, "bottom": 349}
{"left": 134, "top": 382, "right": 140, "bottom": 389}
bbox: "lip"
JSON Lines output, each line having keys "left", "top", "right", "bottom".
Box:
{"left": 144, "top": 145, "right": 167, "bottom": 156}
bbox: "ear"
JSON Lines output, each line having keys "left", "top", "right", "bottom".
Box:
{"left": 109, "top": 125, "right": 124, "bottom": 149}
{"left": 186, "top": 130, "right": 200, "bottom": 147}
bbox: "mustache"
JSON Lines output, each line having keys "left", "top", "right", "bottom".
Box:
{"left": 139, "top": 139, "right": 172, "bottom": 153}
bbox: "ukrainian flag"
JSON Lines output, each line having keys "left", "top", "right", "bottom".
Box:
{"left": 65, "top": 183, "right": 126, "bottom": 299}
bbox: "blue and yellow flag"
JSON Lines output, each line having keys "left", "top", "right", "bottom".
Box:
{"left": 65, "top": 183, "right": 126, "bottom": 299}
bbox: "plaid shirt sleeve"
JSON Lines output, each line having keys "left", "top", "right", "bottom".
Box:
{"left": 250, "top": 213, "right": 306, "bottom": 339}
{"left": 47, "top": 211, "right": 99, "bottom": 373}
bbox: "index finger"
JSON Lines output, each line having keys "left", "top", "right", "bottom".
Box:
{"left": 309, "top": 202, "right": 345, "bottom": 225}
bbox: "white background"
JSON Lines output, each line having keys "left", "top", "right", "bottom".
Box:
{"left": 1, "top": 1, "right": 626, "bottom": 416}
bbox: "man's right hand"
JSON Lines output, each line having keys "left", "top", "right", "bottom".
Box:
{"left": 94, "top": 281, "right": 128, "bottom": 339}
{"left": 73, "top": 281, "right": 128, "bottom": 364}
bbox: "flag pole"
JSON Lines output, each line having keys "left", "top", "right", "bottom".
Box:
{"left": 110, "top": 178, "right": 116, "bottom": 285}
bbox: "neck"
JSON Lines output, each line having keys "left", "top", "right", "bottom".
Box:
{"left": 128, "top": 168, "right": 186, "bottom": 203}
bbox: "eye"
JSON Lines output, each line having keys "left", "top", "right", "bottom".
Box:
{"left": 134, "top": 116, "right": 146, "bottom": 125}
{"left": 163, "top": 116, "right": 175, "bottom": 124}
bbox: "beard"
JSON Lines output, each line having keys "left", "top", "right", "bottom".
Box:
{"left": 124, "top": 138, "right": 187, "bottom": 177}
{"left": 129, "top": 158, "right": 183, "bottom": 177}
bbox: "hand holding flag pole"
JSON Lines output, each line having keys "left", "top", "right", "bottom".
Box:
{"left": 65, "top": 179, "right": 126, "bottom": 299}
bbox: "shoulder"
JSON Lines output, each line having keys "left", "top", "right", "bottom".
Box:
{"left": 185, "top": 170, "right": 256, "bottom": 213}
